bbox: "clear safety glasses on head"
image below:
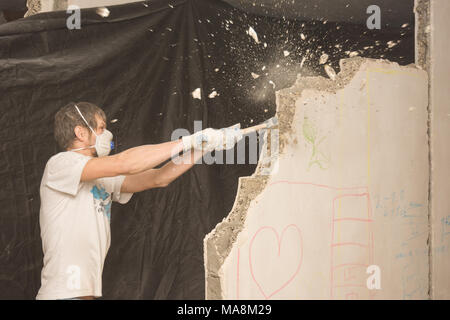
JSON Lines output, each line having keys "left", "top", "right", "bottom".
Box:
{"left": 70, "top": 104, "right": 114, "bottom": 157}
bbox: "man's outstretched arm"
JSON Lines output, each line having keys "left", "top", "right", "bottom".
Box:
{"left": 120, "top": 148, "right": 206, "bottom": 192}
{"left": 80, "top": 139, "right": 184, "bottom": 182}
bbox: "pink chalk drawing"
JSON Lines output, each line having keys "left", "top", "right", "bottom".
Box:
{"left": 330, "top": 192, "right": 374, "bottom": 299}
{"left": 248, "top": 224, "right": 303, "bottom": 300}
{"left": 234, "top": 180, "right": 375, "bottom": 300}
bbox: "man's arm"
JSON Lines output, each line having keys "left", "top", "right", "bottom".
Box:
{"left": 120, "top": 148, "right": 206, "bottom": 193}
{"left": 80, "top": 139, "right": 184, "bottom": 181}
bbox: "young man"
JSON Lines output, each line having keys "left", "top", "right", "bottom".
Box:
{"left": 36, "top": 101, "right": 242, "bottom": 300}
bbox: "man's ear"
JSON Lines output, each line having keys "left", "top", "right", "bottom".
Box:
{"left": 74, "top": 125, "right": 87, "bottom": 142}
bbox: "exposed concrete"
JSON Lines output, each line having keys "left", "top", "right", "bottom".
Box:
{"left": 205, "top": 57, "right": 429, "bottom": 299}
{"left": 415, "top": 0, "right": 431, "bottom": 72}
{"left": 429, "top": 0, "right": 450, "bottom": 300}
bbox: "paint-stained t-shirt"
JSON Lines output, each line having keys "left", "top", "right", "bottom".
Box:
{"left": 36, "top": 151, "right": 133, "bottom": 300}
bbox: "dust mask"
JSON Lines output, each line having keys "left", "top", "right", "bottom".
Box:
{"left": 70, "top": 105, "right": 114, "bottom": 157}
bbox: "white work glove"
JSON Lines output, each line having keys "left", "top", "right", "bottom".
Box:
{"left": 181, "top": 129, "right": 211, "bottom": 152}
{"left": 203, "top": 124, "right": 243, "bottom": 152}
{"left": 181, "top": 124, "right": 243, "bottom": 153}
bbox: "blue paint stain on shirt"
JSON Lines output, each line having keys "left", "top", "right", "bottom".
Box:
{"left": 90, "top": 185, "right": 112, "bottom": 223}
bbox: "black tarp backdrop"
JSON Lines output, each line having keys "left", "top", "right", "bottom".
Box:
{"left": 0, "top": 0, "right": 414, "bottom": 299}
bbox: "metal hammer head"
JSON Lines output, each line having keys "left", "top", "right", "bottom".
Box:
{"left": 263, "top": 116, "right": 278, "bottom": 128}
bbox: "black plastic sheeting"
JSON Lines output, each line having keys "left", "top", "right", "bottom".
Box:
{"left": 0, "top": 0, "right": 414, "bottom": 299}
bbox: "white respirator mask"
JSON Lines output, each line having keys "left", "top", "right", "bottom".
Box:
{"left": 70, "top": 104, "right": 114, "bottom": 157}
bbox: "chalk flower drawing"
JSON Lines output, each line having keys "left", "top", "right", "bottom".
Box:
{"left": 302, "top": 117, "right": 330, "bottom": 170}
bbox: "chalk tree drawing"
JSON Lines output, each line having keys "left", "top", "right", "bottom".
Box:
{"left": 302, "top": 117, "right": 331, "bottom": 170}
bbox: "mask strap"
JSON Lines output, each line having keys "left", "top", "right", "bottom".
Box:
{"left": 74, "top": 104, "right": 97, "bottom": 136}
{"left": 69, "top": 104, "right": 97, "bottom": 152}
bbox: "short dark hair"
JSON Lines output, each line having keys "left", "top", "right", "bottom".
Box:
{"left": 54, "top": 101, "right": 106, "bottom": 150}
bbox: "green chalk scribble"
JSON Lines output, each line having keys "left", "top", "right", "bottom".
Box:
{"left": 302, "top": 118, "right": 330, "bottom": 170}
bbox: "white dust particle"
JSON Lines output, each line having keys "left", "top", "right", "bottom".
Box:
{"left": 324, "top": 65, "right": 336, "bottom": 81}
{"left": 250, "top": 119, "right": 254, "bottom": 123}
{"left": 208, "top": 91, "right": 218, "bottom": 98}
{"left": 387, "top": 41, "right": 398, "bottom": 48}
{"left": 192, "top": 88, "right": 201, "bottom": 100}
{"left": 276, "top": 64, "right": 280, "bottom": 68}
{"left": 349, "top": 51, "right": 359, "bottom": 57}
{"left": 96, "top": 7, "right": 110, "bottom": 18}
{"left": 248, "top": 26, "right": 260, "bottom": 44}
{"left": 269, "top": 80, "right": 276, "bottom": 89}
{"left": 251, "top": 72, "right": 260, "bottom": 79}
{"left": 319, "top": 53, "right": 329, "bottom": 65}
{"left": 401, "top": 23, "right": 409, "bottom": 28}
{"left": 168, "top": 4, "right": 174, "bottom": 8}
{"left": 264, "top": 109, "right": 268, "bottom": 113}
{"left": 262, "top": 66, "right": 266, "bottom": 70}
{"left": 284, "top": 50, "right": 290, "bottom": 57}
{"left": 143, "top": 3, "right": 148, "bottom": 7}
{"left": 300, "top": 33, "right": 306, "bottom": 40}
{"left": 110, "top": 119, "right": 118, "bottom": 123}
{"left": 264, "top": 42, "right": 267, "bottom": 48}
{"left": 300, "top": 56, "right": 306, "bottom": 68}
{"left": 214, "top": 68, "right": 219, "bottom": 72}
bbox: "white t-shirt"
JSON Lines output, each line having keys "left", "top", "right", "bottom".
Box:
{"left": 36, "top": 151, "right": 133, "bottom": 300}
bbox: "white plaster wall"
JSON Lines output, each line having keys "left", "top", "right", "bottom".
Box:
{"left": 213, "top": 58, "right": 429, "bottom": 300}
{"left": 430, "top": 0, "right": 450, "bottom": 300}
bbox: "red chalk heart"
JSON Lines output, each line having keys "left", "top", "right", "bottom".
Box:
{"left": 249, "top": 224, "right": 303, "bottom": 299}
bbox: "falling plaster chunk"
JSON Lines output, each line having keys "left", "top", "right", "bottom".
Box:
{"left": 204, "top": 57, "right": 429, "bottom": 300}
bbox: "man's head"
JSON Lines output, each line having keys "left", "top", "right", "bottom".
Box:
{"left": 54, "top": 102, "right": 107, "bottom": 157}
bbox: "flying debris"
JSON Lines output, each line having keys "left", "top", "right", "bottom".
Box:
{"left": 319, "top": 53, "right": 329, "bottom": 65}
{"left": 387, "top": 41, "right": 398, "bottom": 48}
{"left": 401, "top": 23, "right": 410, "bottom": 28}
{"left": 208, "top": 91, "right": 218, "bottom": 98}
{"left": 96, "top": 7, "right": 110, "bottom": 17}
{"left": 110, "top": 119, "right": 118, "bottom": 123}
{"left": 300, "top": 57, "right": 306, "bottom": 68}
{"left": 269, "top": 80, "right": 276, "bottom": 89}
{"left": 192, "top": 88, "right": 201, "bottom": 100}
{"left": 214, "top": 68, "right": 220, "bottom": 72}
{"left": 251, "top": 72, "right": 260, "bottom": 79}
{"left": 348, "top": 51, "right": 359, "bottom": 57}
{"left": 168, "top": 3, "right": 174, "bottom": 8}
{"left": 264, "top": 43, "right": 267, "bottom": 48}
{"left": 284, "top": 50, "right": 290, "bottom": 57}
{"left": 300, "top": 33, "right": 306, "bottom": 40}
{"left": 248, "top": 26, "right": 260, "bottom": 44}
{"left": 324, "top": 65, "right": 336, "bottom": 81}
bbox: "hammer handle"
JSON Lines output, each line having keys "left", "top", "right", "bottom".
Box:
{"left": 241, "top": 123, "right": 269, "bottom": 135}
